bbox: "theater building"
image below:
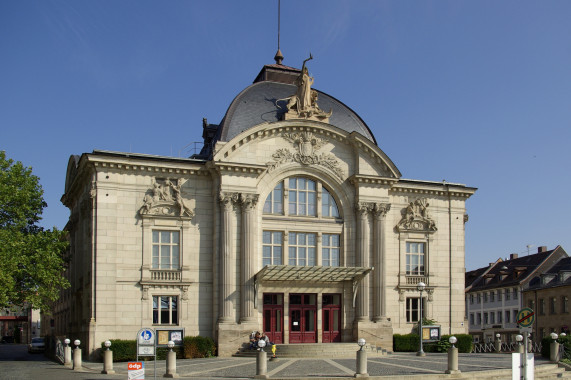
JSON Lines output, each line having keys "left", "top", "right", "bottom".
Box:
{"left": 58, "top": 55, "right": 476, "bottom": 357}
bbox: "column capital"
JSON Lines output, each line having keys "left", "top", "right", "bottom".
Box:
{"left": 240, "top": 193, "right": 259, "bottom": 211}
{"left": 373, "top": 203, "right": 391, "bottom": 218}
{"left": 355, "top": 201, "right": 372, "bottom": 217}
{"left": 219, "top": 191, "right": 240, "bottom": 210}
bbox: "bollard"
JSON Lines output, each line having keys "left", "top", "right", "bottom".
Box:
{"left": 445, "top": 336, "right": 461, "bottom": 375}
{"left": 64, "top": 339, "right": 72, "bottom": 367}
{"left": 72, "top": 340, "right": 82, "bottom": 371}
{"left": 445, "top": 346, "right": 460, "bottom": 374}
{"left": 102, "top": 340, "right": 115, "bottom": 374}
{"left": 254, "top": 350, "right": 268, "bottom": 379}
{"left": 164, "top": 341, "right": 179, "bottom": 378}
{"left": 517, "top": 343, "right": 524, "bottom": 354}
{"left": 494, "top": 334, "right": 501, "bottom": 353}
{"left": 550, "top": 341, "right": 560, "bottom": 362}
{"left": 355, "top": 349, "right": 369, "bottom": 378}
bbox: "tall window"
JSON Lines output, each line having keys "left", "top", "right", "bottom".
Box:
{"left": 550, "top": 297, "right": 557, "bottom": 314}
{"left": 470, "top": 294, "right": 474, "bottom": 304}
{"left": 477, "top": 313, "right": 481, "bottom": 325}
{"left": 152, "top": 230, "right": 180, "bottom": 269}
{"left": 322, "top": 234, "right": 340, "bottom": 266}
{"left": 563, "top": 296, "right": 569, "bottom": 313}
{"left": 497, "top": 311, "right": 502, "bottom": 323}
{"left": 288, "top": 232, "right": 316, "bottom": 266}
{"left": 513, "top": 288, "right": 518, "bottom": 299}
{"left": 470, "top": 313, "right": 474, "bottom": 325}
{"left": 263, "top": 182, "right": 283, "bottom": 214}
{"left": 490, "top": 291, "right": 495, "bottom": 302}
{"left": 505, "top": 310, "right": 510, "bottom": 323}
{"left": 484, "top": 293, "right": 488, "bottom": 303}
{"left": 288, "top": 178, "right": 316, "bottom": 216}
{"left": 153, "top": 296, "right": 178, "bottom": 325}
{"left": 540, "top": 298, "right": 546, "bottom": 315}
{"left": 406, "top": 297, "right": 424, "bottom": 322}
{"left": 263, "top": 231, "right": 283, "bottom": 266}
{"left": 322, "top": 188, "right": 339, "bottom": 217}
{"left": 405, "top": 242, "right": 425, "bottom": 275}
{"left": 506, "top": 289, "right": 511, "bottom": 300}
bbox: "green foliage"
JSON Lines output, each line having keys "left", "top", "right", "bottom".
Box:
{"left": 0, "top": 151, "right": 69, "bottom": 311}
{"left": 394, "top": 333, "right": 473, "bottom": 353}
{"left": 183, "top": 336, "right": 216, "bottom": 358}
{"left": 393, "top": 334, "right": 420, "bottom": 352}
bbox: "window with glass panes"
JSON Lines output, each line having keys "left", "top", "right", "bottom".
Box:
{"left": 322, "top": 234, "right": 340, "bottom": 266}
{"left": 406, "top": 242, "right": 425, "bottom": 275}
{"left": 152, "top": 296, "right": 178, "bottom": 325}
{"left": 406, "top": 297, "right": 424, "bottom": 322}
{"left": 152, "top": 230, "right": 180, "bottom": 269}
{"left": 288, "top": 232, "right": 316, "bottom": 266}
{"left": 288, "top": 178, "right": 316, "bottom": 216}
{"left": 262, "top": 231, "right": 283, "bottom": 266}
{"left": 322, "top": 188, "right": 339, "bottom": 217}
{"left": 263, "top": 181, "right": 283, "bottom": 214}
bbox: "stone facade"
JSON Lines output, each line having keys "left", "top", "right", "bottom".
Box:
{"left": 54, "top": 62, "right": 476, "bottom": 358}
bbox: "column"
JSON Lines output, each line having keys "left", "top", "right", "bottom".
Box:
{"left": 373, "top": 203, "right": 390, "bottom": 321}
{"left": 240, "top": 193, "right": 259, "bottom": 323}
{"left": 356, "top": 202, "right": 370, "bottom": 321}
{"left": 219, "top": 192, "right": 239, "bottom": 323}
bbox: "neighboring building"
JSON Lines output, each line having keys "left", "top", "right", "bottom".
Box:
{"left": 54, "top": 54, "right": 476, "bottom": 358}
{"left": 465, "top": 246, "right": 567, "bottom": 343}
{"left": 524, "top": 256, "right": 571, "bottom": 339}
{"left": 0, "top": 304, "right": 40, "bottom": 343}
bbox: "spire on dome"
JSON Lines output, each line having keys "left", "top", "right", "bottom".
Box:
{"left": 274, "top": 49, "right": 284, "bottom": 65}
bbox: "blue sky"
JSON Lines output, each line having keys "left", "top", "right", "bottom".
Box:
{"left": 1, "top": 0, "right": 570, "bottom": 270}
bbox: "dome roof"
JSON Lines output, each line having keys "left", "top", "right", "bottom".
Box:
{"left": 216, "top": 65, "right": 377, "bottom": 145}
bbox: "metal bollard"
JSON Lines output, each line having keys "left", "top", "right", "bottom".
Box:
{"left": 355, "top": 349, "right": 369, "bottom": 378}
{"left": 445, "top": 336, "right": 461, "bottom": 375}
{"left": 102, "top": 340, "right": 115, "bottom": 374}
{"left": 164, "top": 341, "right": 179, "bottom": 378}
{"left": 517, "top": 343, "right": 524, "bottom": 354}
{"left": 64, "top": 339, "right": 72, "bottom": 367}
{"left": 494, "top": 334, "right": 501, "bottom": 353}
{"left": 72, "top": 340, "right": 82, "bottom": 371}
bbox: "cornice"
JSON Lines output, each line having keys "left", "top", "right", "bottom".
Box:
{"left": 210, "top": 161, "right": 266, "bottom": 175}
{"left": 349, "top": 174, "right": 398, "bottom": 187}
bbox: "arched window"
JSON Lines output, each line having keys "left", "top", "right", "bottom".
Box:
{"left": 262, "top": 177, "right": 342, "bottom": 267}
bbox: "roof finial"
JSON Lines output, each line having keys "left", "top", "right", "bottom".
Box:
{"left": 274, "top": 0, "right": 283, "bottom": 65}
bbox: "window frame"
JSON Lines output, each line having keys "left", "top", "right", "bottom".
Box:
{"left": 262, "top": 231, "right": 283, "bottom": 266}
{"left": 405, "top": 242, "right": 426, "bottom": 276}
{"left": 406, "top": 297, "right": 425, "bottom": 323}
{"left": 152, "top": 230, "right": 181, "bottom": 270}
{"left": 288, "top": 232, "right": 317, "bottom": 266}
{"left": 322, "top": 233, "right": 340, "bottom": 267}
{"left": 152, "top": 295, "right": 179, "bottom": 325}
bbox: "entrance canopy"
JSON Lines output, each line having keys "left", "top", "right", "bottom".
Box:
{"left": 256, "top": 265, "right": 372, "bottom": 283}
{"left": 254, "top": 265, "right": 373, "bottom": 308}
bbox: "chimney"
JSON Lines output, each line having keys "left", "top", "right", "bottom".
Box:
{"left": 510, "top": 253, "right": 518, "bottom": 260}
{"left": 538, "top": 246, "right": 547, "bottom": 253}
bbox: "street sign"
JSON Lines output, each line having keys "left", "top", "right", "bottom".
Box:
{"left": 516, "top": 308, "right": 535, "bottom": 328}
{"left": 138, "top": 328, "right": 155, "bottom": 345}
{"left": 138, "top": 345, "right": 155, "bottom": 356}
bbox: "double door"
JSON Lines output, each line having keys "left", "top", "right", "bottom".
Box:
{"left": 289, "top": 294, "right": 317, "bottom": 343}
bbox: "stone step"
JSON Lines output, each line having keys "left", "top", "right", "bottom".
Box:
{"left": 233, "top": 342, "right": 388, "bottom": 358}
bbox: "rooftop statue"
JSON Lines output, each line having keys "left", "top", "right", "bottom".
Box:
{"left": 278, "top": 54, "right": 332, "bottom": 123}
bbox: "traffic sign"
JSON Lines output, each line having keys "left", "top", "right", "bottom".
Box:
{"left": 516, "top": 308, "right": 535, "bottom": 328}
{"left": 138, "top": 328, "right": 154, "bottom": 345}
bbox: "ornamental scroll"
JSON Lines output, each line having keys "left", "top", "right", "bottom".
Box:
{"left": 396, "top": 198, "right": 436, "bottom": 232}
{"left": 139, "top": 177, "right": 194, "bottom": 218}
{"left": 266, "top": 131, "right": 345, "bottom": 180}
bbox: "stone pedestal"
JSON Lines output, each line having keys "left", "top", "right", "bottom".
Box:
{"left": 445, "top": 346, "right": 460, "bottom": 374}
{"left": 164, "top": 349, "right": 179, "bottom": 378}
{"left": 355, "top": 349, "right": 368, "bottom": 378}
{"left": 101, "top": 349, "right": 115, "bottom": 374}
{"left": 64, "top": 345, "right": 72, "bottom": 367}
{"left": 254, "top": 350, "right": 268, "bottom": 379}
{"left": 72, "top": 347, "right": 82, "bottom": 371}
{"left": 550, "top": 342, "right": 560, "bottom": 362}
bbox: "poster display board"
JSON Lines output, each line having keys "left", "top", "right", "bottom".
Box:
{"left": 422, "top": 325, "right": 441, "bottom": 342}
{"left": 155, "top": 328, "right": 185, "bottom": 347}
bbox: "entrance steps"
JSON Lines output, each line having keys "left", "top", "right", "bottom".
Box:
{"left": 233, "top": 342, "right": 388, "bottom": 358}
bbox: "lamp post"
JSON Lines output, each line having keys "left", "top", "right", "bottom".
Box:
{"left": 63, "top": 338, "right": 72, "bottom": 367}
{"left": 72, "top": 339, "right": 82, "bottom": 371}
{"left": 355, "top": 338, "right": 368, "bottom": 378}
{"left": 165, "top": 340, "right": 179, "bottom": 378}
{"left": 417, "top": 281, "right": 426, "bottom": 357}
{"left": 495, "top": 333, "right": 501, "bottom": 353}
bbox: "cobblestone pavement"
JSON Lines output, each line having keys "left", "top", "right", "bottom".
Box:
{"left": 0, "top": 344, "right": 552, "bottom": 380}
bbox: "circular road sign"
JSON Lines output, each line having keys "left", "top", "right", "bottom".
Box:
{"left": 138, "top": 328, "right": 155, "bottom": 345}
{"left": 516, "top": 307, "right": 535, "bottom": 328}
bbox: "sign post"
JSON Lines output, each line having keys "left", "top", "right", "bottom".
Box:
{"left": 137, "top": 327, "right": 157, "bottom": 380}
{"left": 516, "top": 308, "right": 535, "bottom": 380}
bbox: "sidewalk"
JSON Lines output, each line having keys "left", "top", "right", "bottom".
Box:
{"left": 77, "top": 352, "right": 542, "bottom": 379}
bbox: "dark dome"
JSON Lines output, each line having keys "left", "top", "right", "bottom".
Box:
{"left": 217, "top": 65, "right": 377, "bottom": 144}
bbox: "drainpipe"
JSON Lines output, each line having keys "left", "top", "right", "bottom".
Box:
{"left": 447, "top": 184, "right": 452, "bottom": 335}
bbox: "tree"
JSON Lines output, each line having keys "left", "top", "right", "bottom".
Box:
{"left": 0, "top": 151, "right": 69, "bottom": 311}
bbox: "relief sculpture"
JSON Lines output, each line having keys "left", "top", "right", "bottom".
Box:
{"left": 396, "top": 198, "right": 436, "bottom": 232}
{"left": 140, "top": 177, "right": 194, "bottom": 218}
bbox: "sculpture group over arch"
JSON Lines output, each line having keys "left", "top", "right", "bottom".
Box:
{"left": 139, "top": 177, "right": 194, "bottom": 218}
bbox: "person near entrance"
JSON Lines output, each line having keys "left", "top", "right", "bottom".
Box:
{"left": 249, "top": 331, "right": 261, "bottom": 350}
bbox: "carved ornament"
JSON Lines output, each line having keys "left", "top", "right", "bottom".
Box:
{"left": 266, "top": 131, "right": 345, "bottom": 180}
{"left": 396, "top": 198, "right": 437, "bottom": 232}
{"left": 139, "top": 177, "right": 194, "bottom": 218}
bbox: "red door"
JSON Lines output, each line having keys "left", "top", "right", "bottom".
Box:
{"left": 289, "top": 294, "right": 317, "bottom": 343}
{"left": 263, "top": 293, "right": 283, "bottom": 344}
{"left": 322, "top": 294, "right": 341, "bottom": 343}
